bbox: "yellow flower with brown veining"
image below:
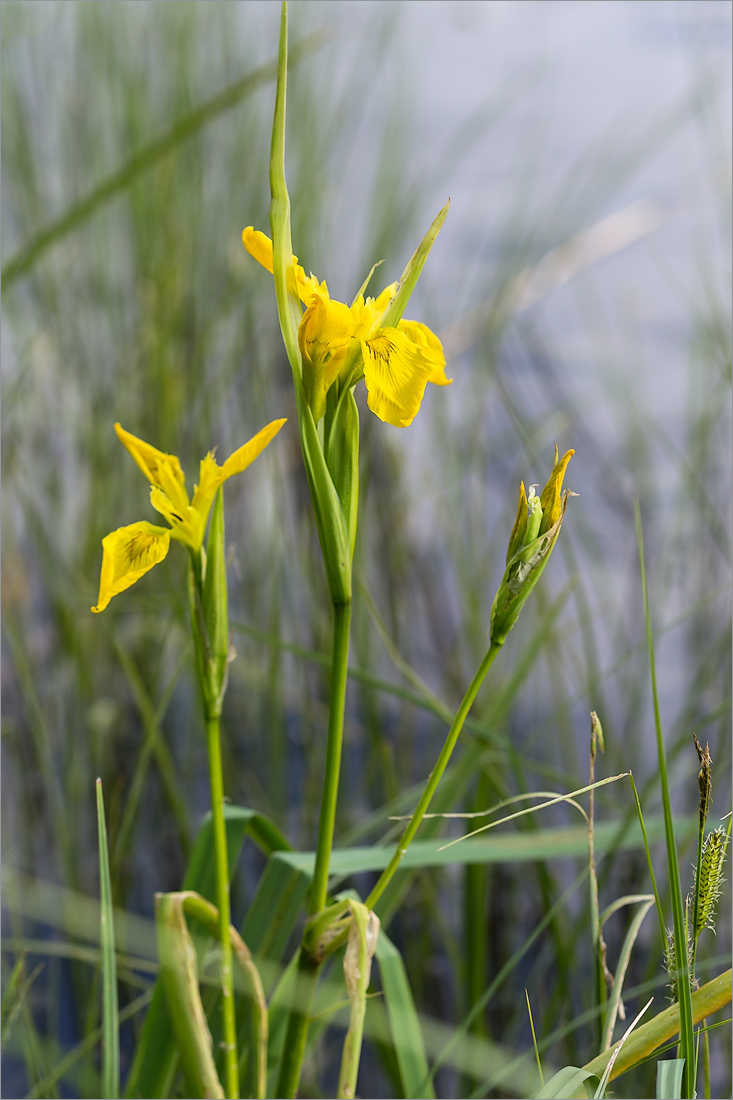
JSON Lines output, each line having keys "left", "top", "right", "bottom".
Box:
{"left": 92, "top": 419, "right": 285, "bottom": 612}
{"left": 242, "top": 228, "right": 451, "bottom": 427}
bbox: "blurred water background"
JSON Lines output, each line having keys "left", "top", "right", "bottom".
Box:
{"left": 2, "top": 2, "right": 731, "bottom": 1097}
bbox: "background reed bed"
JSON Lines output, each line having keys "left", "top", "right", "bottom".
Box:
{"left": 2, "top": 2, "right": 731, "bottom": 1097}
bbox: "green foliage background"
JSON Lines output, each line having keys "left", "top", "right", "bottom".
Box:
{"left": 2, "top": 2, "right": 730, "bottom": 1096}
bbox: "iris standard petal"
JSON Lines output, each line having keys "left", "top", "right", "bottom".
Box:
{"left": 189, "top": 418, "right": 288, "bottom": 528}
{"left": 91, "top": 522, "right": 170, "bottom": 612}
{"left": 361, "top": 328, "right": 436, "bottom": 428}
{"left": 299, "top": 297, "right": 355, "bottom": 419}
{"left": 218, "top": 418, "right": 288, "bottom": 482}
{"left": 350, "top": 285, "right": 398, "bottom": 340}
{"left": 539, "top": 447, "right": 575, "bottom": 534}
{"left": 397, "top": 320, "right": 452, "bottom": 385}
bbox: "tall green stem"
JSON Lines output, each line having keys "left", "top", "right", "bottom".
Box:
{"left": 189, "top": 542, "right": 238, "bottom": 1100}
{"left": 206, "top": 714, "right": 239, "bottom": 1100}
{"left": 310, "top": 600, "right": 352, "bottom": 916}
{"left": 276, "top": 599, "right": 352, "bottom": 1099}
{"left": 366, "top": 642, "right": 501, "bottom": 910}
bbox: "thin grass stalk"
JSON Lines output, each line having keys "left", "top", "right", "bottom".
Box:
{"left": 95, "top": 779, "right": 119, "bottom": 1100}
{"left": 365, "top": 642, "right": 501, "bottom": 910}
{"left": 588, "top": 714, "right": 608, "bottom": 1050}
{"left": 634, "top": 500, "right": 695, "bottom": 1097}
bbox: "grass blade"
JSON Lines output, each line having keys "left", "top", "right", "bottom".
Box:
{"left": 581, "top": 969, "right": 731, "bottom": 1085}
{"left": 155, "top": 892, "right": 224, "bottom": 1100}
{"left": 656, "top": 1058, "right": 686, "bottom": 1099}
{"left": 1, "top": 32, "right": 328, "bottom": 287}
{"left": 635, "top": 500, "right": 695, "bottom": 1096}
{"left": 96, "top": 778, "right": 119, "bottom": 1100}
{"left": 600, "top": 896, "right": 656, "bottom": 1050}
{"left": 534, "top": 1066, "right": 599, "bottom": 1099}
{"left": 126, "top": 803, "right": 290, "bottom": 1099}
{"left": 375, "top": 930, "right": 436, "bottom": 1100}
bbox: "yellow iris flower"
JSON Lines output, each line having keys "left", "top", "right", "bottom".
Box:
{"left": 92, "top": 419, "right": 286, "bottom": 613}
{"left": 242, "top": 228, "right": 451, "bottom": 427}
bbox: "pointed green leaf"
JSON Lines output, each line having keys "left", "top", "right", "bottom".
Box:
{"left": 656, "top": 1059, "right": 686, "bottom": 1099}
{"left": 380, "top": 201, "right": 450, "bottom": 330}
{"left": 534, "top": 1066, "right": 599, "bottom": 1099}
{"left": 375, "top": 930, "right": 435, "bottom": 1100}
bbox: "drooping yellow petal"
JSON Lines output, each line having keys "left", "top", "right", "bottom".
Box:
{"left": 91, "top": 522, "right": 170, "bottom": 613}
{"left": 298, "top": 296, "right": 355, "bottom": 420}
{"left": 539, "top": 447, "right": 575, "bottom": 534}
{"left": 397, "top": 320, "right": 452, "bottom": 385}
{"left": 361, "top": 328, "right": 436, "bottom": 428}
{"left": 114, "top": 423, "right": 189, "bottom": 517}
{"left": 241, "top": 227, "right": 328, "bottom": 305}
{"left": 190, "top": 418, "right": 288, "bottom": 527}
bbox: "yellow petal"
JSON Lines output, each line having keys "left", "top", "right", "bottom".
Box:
{"left": 350, "top": 284, "right": 398, "bottom": 340}
{"left": 91, "top": 522, "right": 170, "bottom": 613}
{"left": 241, "top": 226, "right": 328, "bottom": 305}
{"left": 114, "top": 423, "right": 189, "bottom": 516}
{"left": 397, "top": 320, "right": 452, "bottom": 385}
{"left": 361, "top": 328, "right": 436, "bottom": 428}
{"left": 539, "top": 447, "right": 575, "bottom": 534}
{"left": 149, "top": 486, "right": 201, "bottom": 549}
{"left": 241, "top": 227, "right": 275, "bottom": 275}
{"left": 299, "top": 296, "right": 355, "bottom": 419}
{"left": 220, "top": 418, "right": 288, "bottom": 480}
{"left": 190, "top": 419, "right": 288, "bottom": 524}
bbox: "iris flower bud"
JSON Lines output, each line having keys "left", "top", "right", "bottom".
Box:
{"left": 490, "top": 447, "right": 575, "bottom": 648}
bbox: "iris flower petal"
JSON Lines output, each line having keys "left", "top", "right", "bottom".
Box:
{"left": 91, "top": 522, "right": 170, "bottom": 612}
{"left": 114, "top": 423, "right": 189, "bottom": 516}
{"left": 361, "top": 328, "right": 436, "bottom": 428}
{"left": 191, "top": 418, "right": 288, "bottom": 523}
{"left": 298, "top": 297, "right": 355, "bottom": 420}
{"left": 241, "top": 227, "right": 328, "bottom": 305}
{"left": 397, "top": 320, "right": 452, "bottom": 385}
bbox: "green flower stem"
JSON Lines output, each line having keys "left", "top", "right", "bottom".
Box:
{"left": 206, "top": 712, "right": 239, "bottom": 1100}
{"left": 276, "top": 599, "right": 352, "bottom": 1100}
{"left": 189, "top": 548, "right": 238, "bottom": 1099}
{"left": 310, "top": 599, "right": 352, "bottom": 917}
{"left": 365, "top": 641, "right": 501, "bottom": 911}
